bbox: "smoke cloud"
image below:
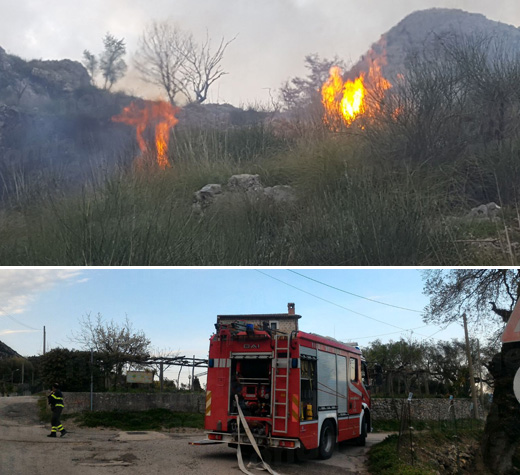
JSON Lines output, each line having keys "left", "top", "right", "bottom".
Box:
{"left": 1, "top": 0, "right": 519, "bottom": 105}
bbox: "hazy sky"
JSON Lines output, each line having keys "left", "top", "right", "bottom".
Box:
{"left": 1, "top": 1, "right": 519, "bottom": 106}
{"left": 0, "top": 268, "right": 498, "bottom": 385}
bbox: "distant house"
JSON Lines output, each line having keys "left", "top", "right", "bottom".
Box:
{"left": 217, "top": 303, "right": 301, "bottom": 334}
{"left": 0, "top": 340, "right": 21, "bottom": 359}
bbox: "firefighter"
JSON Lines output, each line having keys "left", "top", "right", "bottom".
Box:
{"left": 47, "top": 383, "right": 67, "bottom": 437}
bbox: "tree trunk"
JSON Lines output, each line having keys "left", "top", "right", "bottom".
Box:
{"left": 481, "top": 342, "right": 520, "bottom": 474}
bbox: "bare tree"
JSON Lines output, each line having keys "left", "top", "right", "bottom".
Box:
{"left": 134, "top": 21, "right": 191, "bottom": 105}
{"left": 182, "top": 31, "right": 235, "bottom": 104}
{"left": 71, "top": 313, "right": 151, "bottom": 389}
{"left": 135, "top": 21, "right": 234, "bottom": 105}
{"left": 99, "top": 33, "right": 127, "bottom": 91}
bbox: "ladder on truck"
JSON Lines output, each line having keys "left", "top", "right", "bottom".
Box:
{"left": 272, "top": 332, "right": 291, "bottom": 434}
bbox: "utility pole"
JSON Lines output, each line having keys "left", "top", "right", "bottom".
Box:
{"left": 191, "top": 355, "right": 195, "bottom": 391}
{"left": 90, "top": 349, "right": 94, "bottom": 411}
{"left": 476, "top": 339, "right": 484, "bottom": 406}
{"left": 159, "top": 362, "right": 164, "bottom": 392}
{"left": 462, "top": 313, "right": 479, "bottom": 418}
{"left": 43, "top": 326, "right": 46, "bottom": 355}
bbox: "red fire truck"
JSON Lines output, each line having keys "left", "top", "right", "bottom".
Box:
{"left": 203, "top": 306, "right": 371, "bottom": 459}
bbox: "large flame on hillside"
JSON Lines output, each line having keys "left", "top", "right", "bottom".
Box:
{"left": 322, "top": 66, "right": 365, "bottom": 126}
{"left": 112, "top": 100, "right": 180, "bottom": 170}
{"left": 321, "top": 60, "right": 392, "bottom": 129}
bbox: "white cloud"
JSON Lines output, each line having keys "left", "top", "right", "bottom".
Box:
{"left": 0, "top": 269, "right": 82, "bottom": 316}
{"left": 0, "top": 329, "right": 39, "bottom": 336}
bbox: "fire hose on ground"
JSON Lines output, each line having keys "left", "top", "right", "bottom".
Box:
{"left": 235, "top": 394, "right": 281, "bottom": 475}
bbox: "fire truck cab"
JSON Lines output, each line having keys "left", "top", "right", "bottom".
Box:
{"left": 204, "top": 304, "right": 371, "bottom": 459}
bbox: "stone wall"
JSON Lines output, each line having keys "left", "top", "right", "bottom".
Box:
{"left": 63, "top": 392, "right": 484, "bottom": 421}
{"left": 63, "top": 392, "right": 205, "bottom": 415}
{"left": 371, "top": 397, "right": 485, "bottom": 420}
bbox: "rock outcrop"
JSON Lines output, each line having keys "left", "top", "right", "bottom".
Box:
{"left": 0, "top": 47, "right": 90, "bottom": 108}
{"left": 193, "top": 174, "right": 296, "bottom": 213}
{"left": 348, "top": 9, "right": 520, "bottom": 83}
{"left": 0, "top": 340, "right": 21, "bottom": 359}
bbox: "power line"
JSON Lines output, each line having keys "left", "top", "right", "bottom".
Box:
{"left": 288, "top": 270, "right": 423, "bottom": 313}
{"left": 351, "top": 325, "right": 432, "bottom": 341}
{"left": 0, "top": 305, "right": 40, "bottom": 331}
{"left": 256, "top": 270, "right": 430, "bottom": 337}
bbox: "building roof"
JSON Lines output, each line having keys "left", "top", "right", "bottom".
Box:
{"left": 217, "top": 313, "right": 301, "bottom": 320}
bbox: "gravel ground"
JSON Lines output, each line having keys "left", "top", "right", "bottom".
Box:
{"left": 0, "top": 395, "right": 388, "bottom": 474}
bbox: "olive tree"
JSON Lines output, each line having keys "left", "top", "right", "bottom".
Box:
{"left": 71, "top": 313, "right": 150, "bottom": 389}
{"left": 422, "top": 269, "right": 520, "bottom": 474}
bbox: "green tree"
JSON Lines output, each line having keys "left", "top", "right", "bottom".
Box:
{"left": 39, "top": 348, "right": 103, "bottom": 392}
{"left": 82, "top": 49, "right": 98, "bottom": 85}
{"left": 0, "top": 357, "right": 32, "bottom": 394}
{"left": 99, "top": 33, "right": 127, "bottom": 90}
{"left": 280, "top": 53, "right": 347, "bottom": 110}
{"left": 422, "top": 269, "right": 520, "bottom": 474}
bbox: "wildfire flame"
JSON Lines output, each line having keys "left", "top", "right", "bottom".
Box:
{"left": 322, "top": 66, "right": 365, "bottom": 127}
{"left": 321, "top": 61, "right": 392, "bottom": 129}
{"left": 112, "top": 100, "right": 180, "bottom": 170}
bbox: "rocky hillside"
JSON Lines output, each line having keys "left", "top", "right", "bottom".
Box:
{"left": 0, "top": 340, "right": 21, "bottom": 359}
{"left": 0, "top": 46, "right": 90, "bottom": 108}
{"left": 349, "top": 8, "right": 520, "bottom": 82}
{"left": 0, "top": 47, "right": 137, "bottom": 198}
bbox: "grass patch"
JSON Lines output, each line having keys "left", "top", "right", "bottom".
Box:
{"left": 368, "top": 428, "right": 490, "bottom": 474}
{"left": 0, "top": 121, "right": 518, "bottom": 265}
{"left": 69, "top": 408, "right": 204, "bottom": 431}
{"left": 368, "top": 434, "right": 434, "bottom": 475}
{"left": 37, "top": 396, "right": 51, "bottom": 422}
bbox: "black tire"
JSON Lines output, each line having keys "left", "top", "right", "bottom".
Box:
{"left": 356, "top": 416, "right": 367, "bottom": 447}
{"left": 318, "top": 419, "right": 336, "bottom": 459}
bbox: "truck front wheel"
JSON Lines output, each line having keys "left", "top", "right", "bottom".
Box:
{"left": 355, "top": 415, "right": 367, "bottom": 447}
{"left": 318, "top": 420, "right": 336, "bottom": 459}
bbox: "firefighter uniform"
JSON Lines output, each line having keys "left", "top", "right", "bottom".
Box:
{"left": 47, "top": 384, "right": 67, "bottom": 437}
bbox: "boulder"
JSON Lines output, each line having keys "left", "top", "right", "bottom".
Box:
{"left": 264, "top": 185, "right": 296, "bottom": 203}
{"left": 192, "top": 184, "right": 223, "bottom": 212}
{"left": 227, "top": 174, "right": 263, "bottom": 192}
{"left": 469, "top": 202, "right": 501, "bottom": 219}
{"left": 193, "top": 175, "right": 295, "bottom": 214}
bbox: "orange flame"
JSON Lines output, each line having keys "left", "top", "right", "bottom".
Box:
{"left": 112, "top": 100, "right": 180, "bottom": 170}
{"left": 321, "top": 61, "right": 392, "bottom": 128}
{"left": 322, "top": 66, "right": 365, "bottom": 128}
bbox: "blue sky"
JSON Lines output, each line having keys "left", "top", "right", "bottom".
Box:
{"left": 0, "top": 268, "right": 480, "bottom": 385}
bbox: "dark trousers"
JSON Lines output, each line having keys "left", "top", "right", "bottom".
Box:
{"left": 51, "top": 407, "right": 63, "bottom": 432}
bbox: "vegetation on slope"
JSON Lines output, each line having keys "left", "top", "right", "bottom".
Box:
{"left": 0, "top": 35, "right": 519, "bottom": 265}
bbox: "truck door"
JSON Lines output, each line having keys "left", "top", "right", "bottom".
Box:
{"left": 347, "top": 356, "right": 362, "bottom": 414}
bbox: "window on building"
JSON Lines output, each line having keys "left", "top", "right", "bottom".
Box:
{"left": 269, "top": 321, "right": 278, "bottom": 331}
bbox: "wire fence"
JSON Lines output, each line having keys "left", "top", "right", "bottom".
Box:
{"left": 395, "top": 398, "right": 485, "bottom": 468}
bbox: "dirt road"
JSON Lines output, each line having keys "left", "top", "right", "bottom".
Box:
{"left": 0, "top": 396, "right": 388, "bottom": 474}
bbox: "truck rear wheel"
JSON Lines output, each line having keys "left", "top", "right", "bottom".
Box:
{"left": 318, "top": 420, "right": 336, "bottom": 459}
